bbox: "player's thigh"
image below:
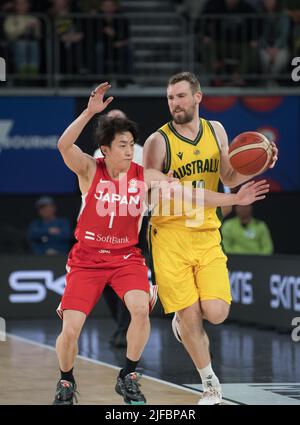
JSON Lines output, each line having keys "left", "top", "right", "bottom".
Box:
{"left": 110, "top": 260, "right": 150, "bottom": 300}
{"left": 61, "top": 267, "right": 107, "bottom": 316}
{"left": 150, "top": 227, "right": 198, "bottom": 313}
{"left": 195, "top": 253, "right": 232, "bottom": 306}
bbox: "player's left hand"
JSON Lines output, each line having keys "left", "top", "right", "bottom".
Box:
{"left": 236, "top": 180, "right": 270, "bottom": 205}
{"left": 269, "top": 142, "right": 278, "bottom": 169}
{"left": 166, "top": 170, "right": 178, "bottom": 184}
{"left": 87, "top": 82, "right": 114, "bottom": 116}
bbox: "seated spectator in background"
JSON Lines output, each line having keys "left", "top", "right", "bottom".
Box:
{"left": 76, "top": 0, "right": 99, "bottom": 14}
{"left": 196, "top": 0, "right": 259, "bottom": 86}
{"left": 284, "top": 0, "right": 300, "bottom": 55}
{"left": 0, "top": 2, "right": 13, "bottom": 60}
{"left": 259, "top": 0, "right": 290, "bottom": 86}
{"left": 3, "top": 0, "right": 41, "bottom": 75}
{"left": 27, "top": 196, "right": 71, "bottom": 255}
{"left": 48, "top": 0, "right": 84, "bottom": 75}
{"left": 94, "top": 0, "right": 133, "bottom": 86}
{"left": 222, "top": 204, "right": 274, "bottom": 255}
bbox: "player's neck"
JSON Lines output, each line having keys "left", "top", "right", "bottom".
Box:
{"left": 104, "top": 158, "right": 131, "bottom": 180}
{"left": 172, "top": 114, "right": 200, "bottom": 137}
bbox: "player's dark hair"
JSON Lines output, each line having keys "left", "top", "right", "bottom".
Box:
{"left": 94, "top": 115, "right": 139, "bottom": 151}
{"left": 168, "top": 72, "right": 201, "bottom": 94}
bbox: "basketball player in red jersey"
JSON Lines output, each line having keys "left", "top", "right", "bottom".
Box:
{"left": 53, "top": 82, "right": 270, "bottom": 405}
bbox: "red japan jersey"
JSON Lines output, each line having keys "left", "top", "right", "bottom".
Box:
{"left": 75, "top": 158, "right": 146, "bottom": 250}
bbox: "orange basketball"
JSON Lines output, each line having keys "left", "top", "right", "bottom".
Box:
{"left": 228, "top": 131, "right": 273, "bottom": 175}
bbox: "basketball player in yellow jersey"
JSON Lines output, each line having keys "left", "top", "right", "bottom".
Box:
{"left": 143, "top": 72, "right": 278, "bottom": 405}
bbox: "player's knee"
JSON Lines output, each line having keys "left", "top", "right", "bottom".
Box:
{"left": 129, "top": 304, "right": 149, "bottom": 321}
{"left": 179, "top": 311, "right": 203, "bottom": 334}
{"left": 61, "top": 326, "right": 80, "bottom": 343}
{"left": 204, "top": 308, "right": 229, "bottom": 325}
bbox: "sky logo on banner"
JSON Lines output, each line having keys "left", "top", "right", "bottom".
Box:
{"left": 0, "top": 57, "right": 6, "bottom": 81}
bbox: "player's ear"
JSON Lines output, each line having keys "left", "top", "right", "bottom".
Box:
{"left": 100, "top": 145, "right": 108, "bottom": 157}
{"left": 195, "top": 92, "right": 202, "bottom": 105}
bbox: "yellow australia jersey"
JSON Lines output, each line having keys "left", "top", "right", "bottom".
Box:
{"left": 150, "top": 118, "right": 222, "bottom": 231}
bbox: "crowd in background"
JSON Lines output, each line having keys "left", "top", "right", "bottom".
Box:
{"left": 0, "top": 0, "right": 299, "bottom": 86}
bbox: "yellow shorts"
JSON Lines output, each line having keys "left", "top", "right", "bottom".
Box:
{"left": 149, "top": 225, "right": 232, "bottom": 314}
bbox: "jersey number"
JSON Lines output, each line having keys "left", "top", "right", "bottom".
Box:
{"left": 108, "top": 213, "right": 115, "bottom": 229}
{"left": 192, "top": 180, "right": 205, "bottom": 189}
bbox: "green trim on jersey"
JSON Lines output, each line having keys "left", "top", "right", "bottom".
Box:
{"left": 147, "top": 223, "right": 157, "bottom": 285}
{"left": 158, "top": 129, "right": 171, "bottom": 174}
{"left": 206, "top": 120, "right": 221, "bottom": 153}
{"left": 168, "top": 119, "right": 203, "bottom": 146}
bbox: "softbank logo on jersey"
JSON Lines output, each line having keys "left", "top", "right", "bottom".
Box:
{"left": 94, "top": 175, "right": 145, "bottom": 218}
{"left": 84, "top": 230, "right": 129, "bottom": 244}
{"left": 8, "top": 271, "right": 65, "bottom": 303}
{"left": 270, "top": 274, "right": 300, "bottom": 311}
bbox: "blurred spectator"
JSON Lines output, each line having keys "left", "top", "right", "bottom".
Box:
{"left": 76, "top": 0, "right": 99, "bottom": 14}
{"left": 94, "top": 0, "right": 133, "bottom": 86}
{"left": 259, "top": 0, "right": 290, "bottom": 86}
{"left": 222, "top": 204, "right": 274, "bottom": 255}
{"left": 3, "top": 0, "right": 41, "bottom": 75}
{"left": 27, "top": 196, "right": 71, "bottom": 255}
{"left": 48, "top": 0, "right": 84, "bottom": 75}
{"left": 284, "top": 0, "right": 300, "bottom": 55}
{"left": 195, "top": 0, "right": 259, "bottom": 86}
{"left": 174, "top": 0, "right": 207, "bottom": 21}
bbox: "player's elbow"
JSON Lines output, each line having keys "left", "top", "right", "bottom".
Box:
{"left": 57, "top": 138, "right": 64, "bottom": 152}
{"left": 57, "top": 137, "right": 68, "bottom": 152}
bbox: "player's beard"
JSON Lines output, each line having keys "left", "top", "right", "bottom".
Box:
{"left": 172, "top": 104, "right": 196, "bottom": 124}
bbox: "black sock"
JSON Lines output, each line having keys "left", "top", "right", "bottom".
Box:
{"left": 60, "top": 368, "right": 75, "bottom": 384}
{"left": 119, "top": 358, "right": 139, "bottom": 378}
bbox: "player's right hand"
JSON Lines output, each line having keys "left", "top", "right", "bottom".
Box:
{"left": 87, "top": 82, "right": 114, "bottom": 116}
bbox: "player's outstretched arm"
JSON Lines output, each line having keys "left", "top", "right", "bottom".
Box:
{"left": 57, "top": 82, "right": 113, "bottom": 176}
{"left": 203, "top": 180, "right": 270, "bottom": 207}
{"left": 211, "top": 121, "right": 278, "bottom": 188}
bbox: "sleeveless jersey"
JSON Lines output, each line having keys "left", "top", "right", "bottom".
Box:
{"left": 151, "top": 118, "right": 221, "bottom": 231}
{"left": 75, "top": 158, "right": 145, "bottom": 250}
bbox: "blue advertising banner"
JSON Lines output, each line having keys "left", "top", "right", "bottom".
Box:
{"left": 0, "top": 97, "right": 76, "bottom": 193}
{"left": 201, "top": 96, "right": 300, "bottom": 191}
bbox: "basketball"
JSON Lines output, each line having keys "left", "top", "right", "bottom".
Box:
{"left": 228, "top": 131, "right": 273, "bottom": 175}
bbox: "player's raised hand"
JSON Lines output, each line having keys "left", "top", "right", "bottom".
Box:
{"left": 236, "top": 180, "right": 270, "bottom": 205}
{"left": 87, "top": 82, "right": 114, "bottom": 116}
{"left": 268, "top": 141, "right": 278, "bottom": 169}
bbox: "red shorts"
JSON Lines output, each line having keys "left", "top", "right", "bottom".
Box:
{"left": 60, "top": 242, "right": 150, "bottom": 316}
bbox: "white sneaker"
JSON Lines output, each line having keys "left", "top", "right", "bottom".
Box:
{"left": 149, "top": 285, "right": 158, "bottom": 313}
{"left": 171, "top": 313, "right": 182, "bottom": 343}
{"left": 198, "top": 385, "right": 222, "bottom": 405}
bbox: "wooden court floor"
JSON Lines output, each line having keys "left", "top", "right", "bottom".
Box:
{"left": 0, "top": 335, "right": 203, "bottom": 405}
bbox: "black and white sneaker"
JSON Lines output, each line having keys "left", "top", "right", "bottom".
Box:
{"left": 52, "top": 380, "right": 78, "bottom": 405}
{"left": 115, "top": 371, "right": 146, "bottom": 405}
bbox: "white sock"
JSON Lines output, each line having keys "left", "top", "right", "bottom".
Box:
{"left": 197, "top": 363, "right": 220, "bottom": 389}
